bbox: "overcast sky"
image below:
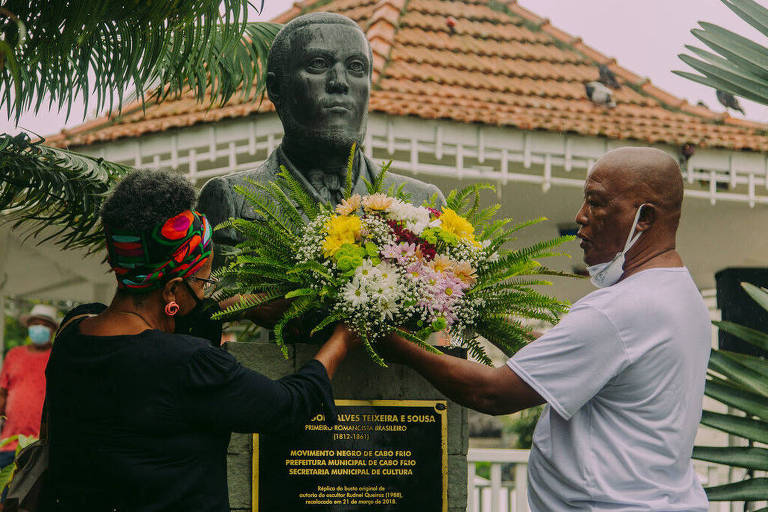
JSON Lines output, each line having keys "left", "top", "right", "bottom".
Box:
{"left": 3, "top": 0, "right": 768, "bottom": 137}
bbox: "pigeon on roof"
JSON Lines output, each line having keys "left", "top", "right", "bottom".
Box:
{"left": 445, "top": 16, "right": 457, "bottom": 34}
{"left": 598, "top": 64, "right": 621, "bottom": 89}
{"left": 716, "top": 90, "right": 745, "bottom": 115}
{"left": 696, "top": 100, "right": 708, "bottom": 108}
{"left": 585, "top": 81, "right": 616, "bottom": 108}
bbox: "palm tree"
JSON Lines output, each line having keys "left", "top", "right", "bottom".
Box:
{"left": 695, "top": 283, "right": 768, "bottom": 506}
{"left": 675, "top": 0, "right": 768, "bottom": 107}
{"left": 0, "top": 0, "right": 280, "bottom": 248}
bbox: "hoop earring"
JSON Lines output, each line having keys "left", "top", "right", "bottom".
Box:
{"left": 164, "top": 301, "right": 180, "bottom": 317}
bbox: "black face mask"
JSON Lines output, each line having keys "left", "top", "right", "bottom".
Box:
{"left": 173, "top": 281, "right": 222, "bottom": 346}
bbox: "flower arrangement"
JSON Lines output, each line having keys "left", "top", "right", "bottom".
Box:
{"left": 213, "top": 150, "right": 575, "bottom": 365}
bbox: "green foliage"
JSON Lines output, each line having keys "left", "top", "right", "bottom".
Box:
{"left": 0, "top": 132, "right": 129, "bottom": 250}
{"left": 697, "top": 281, "right": 768, "bottom": 503}
{"left": 344, "top": 143, "right": 356, "bottom": 200}
{"left": 504, "top": 405, "right": 543, "bottom": 449}
{"left": 676, "top": 0, "right": 768, "bottom": 107}
{"left": 0, "top": 0, "right": 280, "bottom": 121}
{"left": 0, "top": 434, "right": 37, "bottom": 494}
{"left": 3, "top": 314, "right": 27, "bottom": 350}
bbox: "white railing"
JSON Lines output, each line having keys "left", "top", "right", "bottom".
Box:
{"left": 86, "top": 113, "right": 768, "bottom": 207}
{"left": 467, "top": 448, "right": 529, "bottom": 512}
{"left": 466, "top": 448, "right": 762, "bottom": 512}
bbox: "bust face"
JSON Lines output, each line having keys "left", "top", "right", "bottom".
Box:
{"left": 274, "top": 23, "right": 371, "bottom": 153}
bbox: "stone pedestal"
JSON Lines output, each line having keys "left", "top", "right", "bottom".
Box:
{"left": 224, "top": 341, "right": 468, "bottom": 512}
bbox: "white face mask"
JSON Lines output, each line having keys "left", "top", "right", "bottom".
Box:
{"left": 586, "top": 205, "right": 646, "bottom": 288}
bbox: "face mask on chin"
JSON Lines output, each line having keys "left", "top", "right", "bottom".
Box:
{"left": 586, "top": 204, "right": 647, "bottom": 288}
{"left": 173, "top": 281, "right": 222, "bottom": 345}
{"left": 28, "top": 325, "right": 52, "bottom": 345}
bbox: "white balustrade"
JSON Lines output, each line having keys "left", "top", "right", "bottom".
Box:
{"left": 466, "top": 448, "right": 760, "bottom": 512}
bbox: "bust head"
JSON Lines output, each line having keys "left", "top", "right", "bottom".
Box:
{"left": 266, "top": 13, "right": 372, "bottom": 159}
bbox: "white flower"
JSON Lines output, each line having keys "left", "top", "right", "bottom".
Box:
{"left": 377, "top": 296, "right": 399, "bottom": 321}
{"left": 356, "top": 259, "right": 381, "bottom": 283}
{"left": 388, "top": 201, "right": 431, "bottom": 235}
{"left": 342, "top": 278, "right": 369, "bottom": 307}
{"left": 375, "top": 261, "right": 399, "bottom": 289}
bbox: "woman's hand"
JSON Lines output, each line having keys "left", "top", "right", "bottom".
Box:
{"left": 218, "top": 294, "right": 292, "bottom": 328}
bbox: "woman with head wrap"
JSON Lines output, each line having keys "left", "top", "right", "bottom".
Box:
{"left": 38, "top": 170, "right": 357, "bottom": 511}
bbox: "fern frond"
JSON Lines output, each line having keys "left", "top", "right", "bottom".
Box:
{"left": 344, "top": 143, "right": 356, "bottom": 199}
{"left": 481, "top": 236, "right": 574, "bottom": 278}
{"left": 311, "top": 312, "right": 345, "bottom": 336}
{"left": 471, "top": 203, "right": 501, "bottom": 228}
{"left": 267, "top": 181, "right": 305, "bottom": 229}
{"left": 361, "top": 332, "right": 387, "bottom": 367}
{"left": 458, "top": 335, "right": 493, "bottom": 366}
{"left": 476, "top": 316, "right": 535, "bottom": 357}
{"left": 278, "top": 167, "right": 318, "bottom": 220}
{"left": 373, "top": 160, "right": 391, "bottom": 195}
{"left": 235, "top": 181, "right": 298, "bottom": 239}
{"left": 287, "top": 261, "right": 337, "bottom": 283}
{"left": 445, "top": 184, "right": 479, "bottom": 211}
{"left": 274, "top": 296, "right": 315, "bottom": 358}
{"left": 212, "top": 289, "right": 289, "bottom": 320}
{"left": 393, "top": 327, "right": 444, "bottom": 356}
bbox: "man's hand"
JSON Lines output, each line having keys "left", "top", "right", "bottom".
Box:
{"left": 379, "top": 331, "right": 544, "bottom": 416}
{"left": 377, "top": 331, "right": 412, "bottom": 365}
{"left": 314, "top": 323, "right": 361, "bottom": 379}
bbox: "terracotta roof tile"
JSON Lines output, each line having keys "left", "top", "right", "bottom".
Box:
{"left": 46, "top": 0, "right": 768, "bottom": 152}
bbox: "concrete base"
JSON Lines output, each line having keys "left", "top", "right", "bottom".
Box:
{"left": 224, "top": 341, "right": 468, "bottom": 512}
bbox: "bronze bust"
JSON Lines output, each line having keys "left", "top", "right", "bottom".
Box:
{"left": 198, "top": 12, "right": 445, "bottom": 266}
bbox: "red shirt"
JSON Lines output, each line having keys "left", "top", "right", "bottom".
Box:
{"left": 0, "top": 345, "right": 51, "bottom": 450}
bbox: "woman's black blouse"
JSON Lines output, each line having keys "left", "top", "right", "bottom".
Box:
{"left": 40, "top": 304, "right": 336, "bottom": 512}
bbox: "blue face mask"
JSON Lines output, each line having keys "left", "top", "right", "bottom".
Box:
{"left": 28, "top": 325, "right": 52, "bottom": 345}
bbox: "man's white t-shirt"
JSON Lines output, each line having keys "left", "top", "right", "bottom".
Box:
{"left": 507, "top": 267, "right": 711, "bottom": 511}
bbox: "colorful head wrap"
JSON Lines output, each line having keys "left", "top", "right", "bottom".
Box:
{"left": 105, "top": 210, "right": 213, "bottom": 291}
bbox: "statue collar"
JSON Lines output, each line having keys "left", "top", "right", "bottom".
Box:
{"left": 275, "top": 145, "right": 376, "bottom": 205}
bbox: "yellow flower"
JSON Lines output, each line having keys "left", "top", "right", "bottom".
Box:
{"left": 362, "top": 193, "right": 393, "bottom": 211}
{"left": 439, "top": 208, "right": 477, "bottom": 243}
{"left": 428, "top": 255, "right": 453, "bottom": 273}
{"left": 323, "top": 215, "right": 361, "bottom": 258}
{"left": 335, "top": 194, "right": 361, "bottom": 215}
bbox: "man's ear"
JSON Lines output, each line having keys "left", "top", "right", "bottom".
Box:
{"left": 163, "top": 278, "right": 184, "bottom": 304}
{"left": 266, "top": 72, "right": 280, "bottom": 104}
{"left": 636, "top": 204, "right": 656, "bottom": 232}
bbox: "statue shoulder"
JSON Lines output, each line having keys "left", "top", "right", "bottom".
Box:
{"left": 380, "top": 170, "right": 445, "bottom": 207}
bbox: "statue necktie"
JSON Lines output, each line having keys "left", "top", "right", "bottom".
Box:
{"left": 308, "top": 170, "right": 344, "bottom": 205}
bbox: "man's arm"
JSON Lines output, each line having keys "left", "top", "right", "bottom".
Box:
{"left": 0, "top": 388, "right": 7, "bottom": 417}
{"left": 381, "top": 333, "right": 544, "bottom": 416}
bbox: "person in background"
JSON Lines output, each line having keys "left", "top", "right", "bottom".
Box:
{"left": 0, "top": 304, "right": 59, "bottom": 468}
{"left": 38, "top": 170, "right": 358, "bottom": 512}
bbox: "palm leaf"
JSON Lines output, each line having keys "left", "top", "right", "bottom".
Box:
{"left": 677, "top": 0, "right": 768, "bottom": 109}
{"left": 0, "top": 133, "right": 129, "bottom": 250}
{"left": 693, "top": 446, "right": 768, "bottom": 471}
{"left": 0, "top": 0, "right": 279, "bottom": 121}
{"left": 700, "top": 410, "right": 768, "bottom": 444}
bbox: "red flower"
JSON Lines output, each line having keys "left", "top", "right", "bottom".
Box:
{"left": 387, "top": 220, "right": 437, "bottom": 260}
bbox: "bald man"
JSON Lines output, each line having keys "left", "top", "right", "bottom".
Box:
{"left": 382, "top": 147, "right": 710, "bottom": 511}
